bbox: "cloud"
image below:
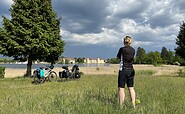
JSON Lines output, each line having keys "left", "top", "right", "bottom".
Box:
{"left": 107, "top": 0, "right": 150, "bottom": 19}
{"left": 61, "top": 28, "right": 120, "bottom": 46}
{"left": 59, "top": 0, "right": 184, "bottom": 55}
{"left": 0, "top": 0, "right": 13, "bottom": 25}
{"left": 53, "top": 0, "right": 109, "bottom": 34}
{"left": 0, "top": 0, "right": 13, "bottom": 15}
{"left": 1, "top": 0, "right": 185, "bottom": 57}
{"left": 143, "top": 0, "right": 185, "bottom": 27}
{"left": 173, "top": 0, "right": 185, "bottom": 11}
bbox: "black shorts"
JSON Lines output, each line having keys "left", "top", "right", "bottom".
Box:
{"left": 118, "top": 69, "right": 135, "bottom": 88}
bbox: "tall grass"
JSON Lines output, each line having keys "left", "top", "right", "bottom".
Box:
{"left": 135, "top": 70, "right": 156, "bottom": 76}
{"left": 0, "top": 74, "right": 185, "bottom": 114}
{"left": 177, "top": 68, "right": 185, "bottom": 77}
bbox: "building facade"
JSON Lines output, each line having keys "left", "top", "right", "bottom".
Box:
{"left": 84, "top": 58, "right": 105, "bottom": 64}
{"left": 60, "top": 57, "right": 105, "bottom": 64}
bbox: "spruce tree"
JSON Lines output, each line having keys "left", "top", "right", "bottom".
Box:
{"left": 175, "top": 22, "right": 185, "bottom": 59}
{"left": 136, "top": 47, "right": 146, "bottom": 64}
{"left": 0, "top": 0, "right": 65, "bottom": 76}
{"left": 161, "top": 47, "right": 169, "bottom": 61}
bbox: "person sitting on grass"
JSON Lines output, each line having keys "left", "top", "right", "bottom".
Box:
{"left": 117, "top": 36, "right": 136, "bottom": 108}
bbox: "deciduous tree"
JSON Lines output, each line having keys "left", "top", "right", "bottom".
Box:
{"left": 147, "top": 51, "right": 162, "bottom": 65}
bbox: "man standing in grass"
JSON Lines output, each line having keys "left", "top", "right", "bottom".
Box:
{"left": 117, "top": 36, "right": 136, "bottom": 108}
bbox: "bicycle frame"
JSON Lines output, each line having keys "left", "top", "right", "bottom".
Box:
{"left": 33, "top": 65, "right": 58, "bottom": 84}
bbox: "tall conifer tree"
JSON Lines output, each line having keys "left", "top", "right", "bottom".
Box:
{"left": 136, "top": 47, "right": 146, "bottom": 64}
{"left": 161, "top": 47, "right": 169, "bottom": 60}
{"left": 0, "top": 0, "right": 65, "bottom": 76}
{"left": 175, "top": 22, "right": 185, "bottom": 59}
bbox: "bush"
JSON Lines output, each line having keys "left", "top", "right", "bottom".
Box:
{"left": 96, "top": 67, "right": 100, "bottom": 71}
{"left": 180, "top": 61, "right": 185, "bottom": 66}
{"left": 153, "top": 62, "right": 158, "bottom": 67}
{"left": 0, "top": 67, "right": 5, "bottom": 78}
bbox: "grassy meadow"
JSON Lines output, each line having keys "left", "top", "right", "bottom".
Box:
{"left": 0, "top": 67, "right": 185, "bottom": 114}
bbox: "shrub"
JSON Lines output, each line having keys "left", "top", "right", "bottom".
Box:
{"left": 0, "top": 67, "right": 5, "bottom": 78}
{"left": 153, "top": 62, "right": 158, "bottom": 67}
{"left": 180, "top": 61, "right": 185, "bottom": 66}
{"left": 96, "top": 67, "right": 100, "bottom": 71}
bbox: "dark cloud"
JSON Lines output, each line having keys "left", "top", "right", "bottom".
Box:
{"left": 143, "top": 0, "right": 185, "bottom": 28}
{"left": 103, "top": 0, "right": 151, "bottom": 29}
{"left": 148, "top": 9, "right": 181, "bottom": 28}
{"left": 52, "top": 0, "right": 109, "bottom": 34}
{"left": 149, "top": 16, "right": 174, "bottom": 28}
{"left": 114, "top": 1, "right": 150, "bottom": 19}
{"left": 174, "top": 0, "right": 185, "bottom": 11}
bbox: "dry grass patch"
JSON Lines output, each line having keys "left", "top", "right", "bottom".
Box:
{"left": 4, "top": 64, "right": 183, "bottom": 78}
{"left": 134, "top": 64, "right": 181, "bottom": 76}
{"left": 5, "top": 68, "right": 26, "bottom": 78}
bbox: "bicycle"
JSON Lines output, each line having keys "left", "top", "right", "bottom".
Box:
{"left": 59, "top": 64, "right": 80, "bottom": 81}
{"left": 33, "top": 65, "right": 58, "bottom": 84}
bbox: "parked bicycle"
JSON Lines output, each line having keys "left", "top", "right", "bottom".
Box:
{"left": 59, "top": 64, "right": 80, "bottom": 80}
{"left": 33, "top": 64, "right": 57, "bottom": 84}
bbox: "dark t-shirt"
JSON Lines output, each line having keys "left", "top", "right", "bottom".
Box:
{"left": 117, "top": 46, "right": 135, "bottom": 68}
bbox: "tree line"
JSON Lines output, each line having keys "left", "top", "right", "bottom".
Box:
{"left": 107, "top": 46, "right": 184, "bottom": 66}
{"left": 135, "top": 47, "right": 181, "bottom": 65}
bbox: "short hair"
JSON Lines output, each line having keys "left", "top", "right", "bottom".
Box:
{"left": 123, "top": 36, "right": 132, "bottom": 46}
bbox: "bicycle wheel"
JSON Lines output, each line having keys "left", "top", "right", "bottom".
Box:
{"left": 70, "top": 72, "right": 75, "bottom": 79}
{"left": 34, "top": 76, "right": 45, "bottom": 84}
{"left": 48, "top": 71, "right": 57, "bottom": 82}
{"left": 33, "top": 70, "right": 45, "bottom": 84}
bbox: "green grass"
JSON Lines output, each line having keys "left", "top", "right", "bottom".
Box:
{"left": 0, "top": 74, "right": 185, "bottom": 114}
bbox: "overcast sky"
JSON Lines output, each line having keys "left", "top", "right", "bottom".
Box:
{"left": 0, "top": 0, "right": 185, "bottom": 59}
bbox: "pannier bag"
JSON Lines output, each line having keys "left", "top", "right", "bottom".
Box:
{"left": 40, "top": 69, "right": 44, "bottom": 77}
{"left": 72, "top": 65, "right": 80, "bottom": 78}
{"left": 34, "top": 67, "right": 44, "bottom": 78}
{"left": 59, "top": 66, "right": 71, "bottom": 78}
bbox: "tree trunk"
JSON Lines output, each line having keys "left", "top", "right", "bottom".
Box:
{"left": 26, "top": 56, "right": 32, "bottom": 77}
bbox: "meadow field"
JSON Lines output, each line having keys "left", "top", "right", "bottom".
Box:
{"left": 1, "top": 65, "right": 185, "bottom": 114}
{"left": 4, "top": 64, "right": 182, "bottom": 78}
